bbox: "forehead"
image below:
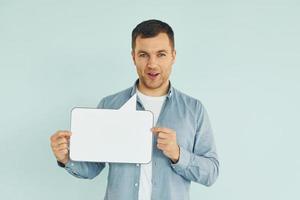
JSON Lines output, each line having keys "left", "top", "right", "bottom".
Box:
{"left": 135, "top": 33, "right": 172, "bottom": 52}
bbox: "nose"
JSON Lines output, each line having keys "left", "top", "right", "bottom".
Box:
{"left": 147, "top": 56, "right": 157, "bottom": 68}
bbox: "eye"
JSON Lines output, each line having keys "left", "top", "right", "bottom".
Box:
{"left": 139, "top": 53, "right": 147, "bottom": 58}
{"left": 158, "top": 53, "right": 166, "bottom": 57}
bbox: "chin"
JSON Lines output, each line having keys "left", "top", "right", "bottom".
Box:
{"left": 143, "top": 79, "right": 163, "bottom": 89}
{"left": 146, "top": 84, "right": 161, "bottom": 89}
{"left": 148, "top": 82, "right": 166, "bottom": 90}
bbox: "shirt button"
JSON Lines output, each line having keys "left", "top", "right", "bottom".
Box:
{"left": 134, "top": 183, "right": 138, "bottom": 187}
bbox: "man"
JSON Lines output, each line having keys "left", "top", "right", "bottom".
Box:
{"left": 50, "top": 19, "right": 219, "bottom": 200}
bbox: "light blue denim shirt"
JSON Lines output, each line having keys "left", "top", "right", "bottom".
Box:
{"left": 58, "top": 79, "right": 219, "bottom": 200}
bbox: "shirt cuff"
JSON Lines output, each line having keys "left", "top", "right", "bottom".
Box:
{"left": 57, "top": 160, "right": 75, "bottom": 170}
{"left": 57, "top": 160, "right": 66, "bottom": 168}
{"left": 171, "top": 146, "right": 191, "bottom": 171}
{"left": 65, "top": 160, "right": 76, "bottom": 169}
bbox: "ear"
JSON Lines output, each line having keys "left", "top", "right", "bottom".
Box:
{"left": 171, "top": 49, "right": 176, "bottom": 64}
{"left": 131, "top": 50, "right": 136, "bottom": 65}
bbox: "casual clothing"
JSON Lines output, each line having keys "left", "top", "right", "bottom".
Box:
{"left": 58, "top": 79, "right": 219, "bottom": 200}
{"left": 136, "top": 87, "right": 166, "bottom": 200}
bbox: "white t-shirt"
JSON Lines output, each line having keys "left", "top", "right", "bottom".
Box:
{"left": 136, "top": 88, "right": 167, "bottom": 200}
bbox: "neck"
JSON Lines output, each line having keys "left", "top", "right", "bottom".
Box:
{"left": 137, "top": 80, "right": 169, "bottom": 97}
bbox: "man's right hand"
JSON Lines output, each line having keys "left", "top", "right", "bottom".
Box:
{"left": 50, "top": 130, "right": 72, "bottom": 165}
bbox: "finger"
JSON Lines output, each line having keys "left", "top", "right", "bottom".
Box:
{"left": 157, "top": 143, "right": 167, "bottom": 150}
{"left": 57, "top": 148, "right": 68, "bottom": 155}
{"left": 51, "top": 138, "right": 68, "bottom": 149}
{"left": 157, "top": 138, "right": 170, "bottom": 145}
{"left": 56, "top": 137, "right": 69, "bottom": 145}
{"left": 152, "top": 127, "right": 175, "bottom": 134}
{"left": 51, "top": 130, "right": 72, "bottom": 141}
{"left": 157, "top": 132, "right": 171, "bottom": 139}
{"left": 57, "top": 131, "right": 72, "bottom": 138}
{"left": 52, "top": 142, "right": 70, "bottom": 149}
{"left": 56, "top": 144, "right": 69, "bottom": 151}
{"left": 157, "top": 143, "right": 172, "bottom": 152}
{"left": 53, "top": 143, "right": 69, "bottom": 151}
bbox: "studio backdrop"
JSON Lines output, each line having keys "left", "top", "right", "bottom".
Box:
{"left": 0, "top": 0, "right": 299, "bottom": 199}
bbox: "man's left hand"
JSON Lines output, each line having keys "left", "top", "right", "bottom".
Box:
{"left": 151, "top": 127, "right": 180, "bottom": 163}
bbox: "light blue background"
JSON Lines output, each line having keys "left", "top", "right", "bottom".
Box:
{"left": 0, "top": 0, "right": 299, "bottom": 199}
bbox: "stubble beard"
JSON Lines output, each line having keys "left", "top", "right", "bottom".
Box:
{"left": 140, "top": 75, "right": 164, "bottom": 90}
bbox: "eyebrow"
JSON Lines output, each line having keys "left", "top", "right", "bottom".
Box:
{"left": 137, "top": 49, "right": 168, "bottom": 54}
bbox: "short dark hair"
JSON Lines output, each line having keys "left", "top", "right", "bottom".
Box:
{"left": 131, "top": 19, "right": 175, "bottom": 50}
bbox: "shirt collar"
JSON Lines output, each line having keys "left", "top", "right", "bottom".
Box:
{"left": 130, "top": 79, "right": 173, "bottom": 99}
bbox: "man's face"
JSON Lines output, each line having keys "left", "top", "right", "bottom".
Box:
{"left": 131, "top": 33, "right": 176, "bottom": 91}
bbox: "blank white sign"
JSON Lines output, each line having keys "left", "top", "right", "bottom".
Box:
{"left": 69, "top": 94, "right": 154, "bottom": 163}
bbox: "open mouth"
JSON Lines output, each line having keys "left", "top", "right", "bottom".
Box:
{"left": 147, "top": 72, "right": 160, "bottom": 79}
